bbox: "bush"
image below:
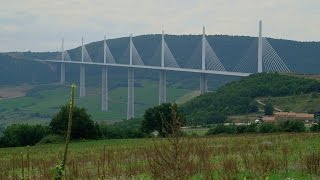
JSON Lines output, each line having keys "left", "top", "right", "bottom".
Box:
{"left": 279, "top": 120, "right": 305, "bottom": 132}
{"left": 264, "top": 102, "right": 274, "bottom": 115}
{"left": 259, "top": 123, "right": 280, "bottom": 133}
{"left": 100, "top": 118, "right": 146, "bottom": 139}
{"left": 0, "top": 124, "right": 50, "bottom": 147}
{"left": 49, "top": 104, "right": 100, "bottom": 139}
{"left": 236, "top": 124, "right": 257, "bottom": 134}
{"left": 310, "top": 124, "right": 320, "bottom": 132}
{"left": 37, "top": 134, "right": 65, "bottom": 144}
{"left": 206, "top": 124, "right": 236, "bottom": 135}
{"left": 141, "top": 103, "right": 185, "bottom": 137}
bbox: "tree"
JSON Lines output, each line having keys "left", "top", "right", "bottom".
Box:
{"left": 264, "top": 102, "right": 274, "bottom": 115}
{"left": 0, "top": 124, "right": 50, "bottom": 147}
{"left": 141, "top": 103, "right": 185, "bottom": 137}
{"left": 49, "top": 104, "right": 100, "bottom": 139}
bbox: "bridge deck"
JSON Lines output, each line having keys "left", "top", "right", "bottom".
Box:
{"left": 45, "top": 59, "right": 251, "bottom": 77}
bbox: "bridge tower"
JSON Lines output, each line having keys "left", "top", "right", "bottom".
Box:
{"left": 80, "top": 37, "right": 86, "bottom": 97}
{"left": 200, "top": 26, "right": 208, "bottom": 94}
{"left": 60, "top": 38, "right": 65, "bottom": 85}
{"left": 101, "top": 36, "right": 108, "bottom": 111}
{"left": 127, "top": 34, "right": 134, "bottom": 119}
{"left": 159, "top": 30, "right": 166, "bottom": 104}
{"left": 258, "top": 20, "right": 263, "bottom": 73}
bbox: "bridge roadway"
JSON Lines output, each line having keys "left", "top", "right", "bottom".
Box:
{"left": 45, "top": 59, "right": 251, "bottom": 77}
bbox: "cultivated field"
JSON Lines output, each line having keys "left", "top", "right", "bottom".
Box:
{"left": 0, "top": 133, "right": 320, "bottom": 179}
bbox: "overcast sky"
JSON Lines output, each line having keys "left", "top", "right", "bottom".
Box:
{"left": 0, "top": 0, "right": 319, "bottom": 52}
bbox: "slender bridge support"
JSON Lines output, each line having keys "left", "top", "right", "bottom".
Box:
{"left": 200, "top": 26, "right": 208, "bottom": 94}
{"left": 258, "top": 20, "right": 263, "bottom": 73}
{"left": 101, "top": 36, "right": 108, "bottom": 111}
{"left": 60, "top": 38, "right": 65, "bottom": 85}
{"left": 159, "top": 30, "right": 166, "bottom": 104}
{"left": 127, "top": 34, "right": 134, "bottom": 119}
{"left": 80, "top": 37, "right": 86, "bottom": 97}
{"left": 101, "top": 66, "right": 108, "bottom": 111}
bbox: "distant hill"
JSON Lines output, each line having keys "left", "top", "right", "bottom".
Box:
{"left": 1, "top": 35, "right": 320, "bottom": 87}
{"left": 180, "top": 73, "right": 320, "bottom": 125}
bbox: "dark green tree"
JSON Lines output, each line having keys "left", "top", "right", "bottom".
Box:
{"left": 0, "top": 124, "right": 50, "bottom": 147}
{"left": 49, "top": 104, "right": 100, "bottom": 139}
{"left": 264, "top": 102, "right": 274, "bottom": 115}
{"left": 141, "top": 103, "right": 185, "bottom": 137}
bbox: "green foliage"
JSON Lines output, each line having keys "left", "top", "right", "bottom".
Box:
{"left": 206, "top": 124, "right": 237, "bottom": 135}
{"left": 248, "top": 101, "right": 259, "bottom": 113}
{"left": 49, "top": 104, "right": 100, "bottom": 139}
{"left": 310, "top": 124, "right": 320, "bottom": 132}
{"left": 264, "top": 102, "right": 274, "bottom": 115}
{"left": 279, "top": 120, "right": 306, "bottom": 132}
{"left": 141, "top": 103, "right": 186, "bottom": 137}
{"left": 259, "top": 123, "right": 280, "bottom": 133}
{"left": 182, "top": 73, "right": 320, "bottom": 124}
{"left": 205, "top": 120, "right": 307, "bottom": 136}
{"left": 99, "top": 118, "right": 146, "bottom": 139}
{"left": 0, "top": 124, "right": 50, "bottom": 147}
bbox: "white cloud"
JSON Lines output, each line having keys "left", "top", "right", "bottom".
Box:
{"left": 0, "top": 0, "right": 319, "bottom": 52}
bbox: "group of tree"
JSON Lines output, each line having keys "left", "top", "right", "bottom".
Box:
{"left": 181, "top": 73, "right": 320, "bottom": 125}
{"left": 0, "top": 102, "right": 186, "bottom": 147}
{"left": 206, "top": 120, "right": 306, "bottom": 135}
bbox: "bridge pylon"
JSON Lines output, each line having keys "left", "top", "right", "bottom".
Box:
{"left": 127, "top": 34, "right": 134, "bottom": 119}
{"left": 60, "top": 38, "right": 65, "bottom": 85}
{"left": 159, "top": 30, "right": 166, "bottom": 104}
{"left": 258, "top": 20, "right": 263, "bottom": 73}
{"left": 80, "top": 37, "right": 86, "bottom": 98}
{"left": 200, "top": 26, "right": 208, "bottom": 94}
{"left": 101, "top": 36, "right": 109, "bottom": 111}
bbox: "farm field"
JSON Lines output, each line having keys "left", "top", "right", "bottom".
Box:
{"left": 0, "top": 80, "right": 191, "bottom": 126}
{"left": 0, "top": 133, "right": 320, "bottom": 179}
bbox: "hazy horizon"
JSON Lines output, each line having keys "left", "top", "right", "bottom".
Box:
{"left": 1, "top": 0, "right": 320, "bottom": 52}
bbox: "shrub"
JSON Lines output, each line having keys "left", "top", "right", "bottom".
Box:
{"left": 279, "top": 120, "right": 305, "bottom": 132}
{"left": 310, "top": 124, "right": 320, "bottom": 132}
{"left": 141, "top": 103, "right": 185, "bottom": 137}
{"left": 49, "top": 104, "right": 100, "bottom": 139}
{"left": 0, "top": 124, "right": 50, "bottom": 147}
{"left": 206, "top": 124, "right": 236, "bottom": 135}
{"left": 259, "top": 123, "right": 280, "bottom": 133}
{"left": 264, "top": 102, "right": 274, "bottom": 115}
{"left": 236, "top": 124, "right": 257, "bottom": 134}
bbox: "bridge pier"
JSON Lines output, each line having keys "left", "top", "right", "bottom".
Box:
{"left": 101, "top": 66, "right": 108, "bottom": 111}
{"left": 79, "top": 64, "right": 85, "bottom": 97}
{"left": 200, "top": 73, "right": 207, "bottom": 94}
{"left": 60, "top": 38, "right": 65, "bottom": 85}
{"left": 258, "top": 20, "right": 263, "bottom": 73}
{"left": 200, "top": 27, "right": 207, "bottom": 94}
{"left": 159, "top": 70, "right": 166, "bottom": 104}
{"left": 60, "top": 63, "right": 65, "bottom": 85}
{"left": 127, "top": 67, "right": 134, "bottom": 119}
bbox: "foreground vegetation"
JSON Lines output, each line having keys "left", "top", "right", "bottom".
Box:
{"left": 0, "top": 133, "right": 320, "bottom": 179}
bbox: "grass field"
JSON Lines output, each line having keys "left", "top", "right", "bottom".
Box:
{"left": 0, "top": 80, "right": 191, "bottom": 126}
{"left": 0, "top": 133, "right": 320, "bottom": 179}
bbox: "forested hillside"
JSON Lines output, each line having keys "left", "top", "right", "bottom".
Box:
{"left": 181, "top": 73, "right": 320, "bottom": 125}
{"left": 1, "top": 35, "right": 320, "bottom": 87}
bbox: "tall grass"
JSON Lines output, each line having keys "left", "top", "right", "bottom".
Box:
{"left": 0, "top": 133, "right": 319, "bottom": 179}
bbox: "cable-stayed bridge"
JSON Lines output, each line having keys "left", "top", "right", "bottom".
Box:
{"left": 45, "top": 20, "right": 290, "bottom": 119}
